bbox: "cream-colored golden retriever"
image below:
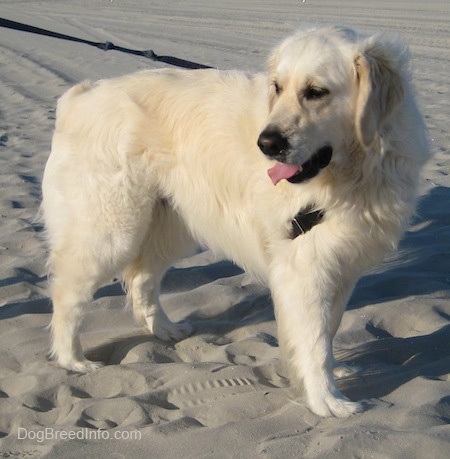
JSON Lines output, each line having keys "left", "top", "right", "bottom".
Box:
{"left": 42, "top": 26, "right": 428, "bottom": 417}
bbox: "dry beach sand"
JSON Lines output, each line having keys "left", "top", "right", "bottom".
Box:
{"left": 0, "top": 0, "right": 449, "bottom": 457}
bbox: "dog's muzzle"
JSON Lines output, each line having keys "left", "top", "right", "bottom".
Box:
{"left": 258, "top": 128, "right": 333, "bottom": 184}
{"left": 257, "top": 128, "right": 289, "bottom": 158}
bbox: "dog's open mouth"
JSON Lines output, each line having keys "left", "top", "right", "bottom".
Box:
{"left": 267, "top": 146, "right": 333, "bottom": 185}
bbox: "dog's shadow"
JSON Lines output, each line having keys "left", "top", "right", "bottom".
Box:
{"left": 336, "top": 323, "right": 450, "bottom": 402}
{"left": 349, "top": 185, "right": 450, "bottom": 309}
{"left": 338, "top": 185, "right": 450, "bottom": 401}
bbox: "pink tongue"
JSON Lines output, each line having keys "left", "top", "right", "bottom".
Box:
{"left": 267, "top": 162, "right": 302, "bottom": 185}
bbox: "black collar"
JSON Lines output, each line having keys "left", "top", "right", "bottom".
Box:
{"left": 291, "top": 205, "right": 325, "bottom": 238}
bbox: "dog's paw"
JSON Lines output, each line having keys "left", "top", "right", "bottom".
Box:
{"left": 61, "top": 359, "right": 104, "bottom": 373}
{"left": 146, "top": 315, "right": 193, "bottom": 342}
{"left": 333, "top": 361, "right": 362, "bottom": 378}
{"left": 308, "top": 392, "right": 364, "bottom": 418}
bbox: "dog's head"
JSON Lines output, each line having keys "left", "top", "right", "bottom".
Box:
{"left": 258, "top": 26, "right": 409, "bottom": 185}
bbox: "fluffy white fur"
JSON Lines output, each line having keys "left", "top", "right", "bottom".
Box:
{"left": 41, "top": 26, "right": 428, "bottom": 417}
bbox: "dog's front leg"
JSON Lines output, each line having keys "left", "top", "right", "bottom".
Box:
{"left": 269, "top": 241, "right": 363, "bottom": 417}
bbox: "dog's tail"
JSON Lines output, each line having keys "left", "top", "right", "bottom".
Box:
{"left": 55, "top": 81, "right": 94, "bottom": 131}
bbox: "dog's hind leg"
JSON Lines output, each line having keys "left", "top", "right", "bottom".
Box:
{"left": 48, "top": 249, "right": 108, "bottom": 373}
{"left": 44, "top": 171, "right": 160, "bottom": 372}
{"left": 123, "top": 200, "right": 197, "bottom": 341}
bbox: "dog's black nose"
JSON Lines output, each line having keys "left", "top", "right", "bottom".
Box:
{"left": 257, "top": 127, "right": 289, "bottom": 157}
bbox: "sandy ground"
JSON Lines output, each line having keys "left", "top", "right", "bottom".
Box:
{"left": 0, "top": 0, "right": 449, "bottom": 457}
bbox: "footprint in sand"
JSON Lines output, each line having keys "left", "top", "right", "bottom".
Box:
{"left": 143, "top": 364, "right": 288, "bottom": 428}
{"left": 79, "top": 398, "right": 150, "bottom": 430}
{"left": 72, "top": 366, "right": 149, "bottom": 399}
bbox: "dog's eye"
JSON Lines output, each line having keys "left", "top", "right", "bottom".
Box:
{"left": 272, "top": 81, "right": 282, "bottom": 95}
{"left": 304, "top": 86, "right": 330, "bottom": 101}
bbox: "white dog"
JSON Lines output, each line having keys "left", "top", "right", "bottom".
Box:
{"left": 41, "top": 26, "right": 428, "bottom": 417}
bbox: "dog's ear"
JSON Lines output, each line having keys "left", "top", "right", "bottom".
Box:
{"left": 354, "top": 35, "right": 408, "bottom": 148}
